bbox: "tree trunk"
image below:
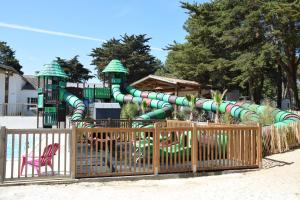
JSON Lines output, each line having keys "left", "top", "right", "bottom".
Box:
{"left": 253, "top": 74, "right": 264, "bottom": 104}
{"left": 276, "top": 65, "right": 282, "bottom": 108}
{"left": 287, "top": 72, "right": 300, "bottom": 110}
{"left": 215, "top": 106, "right": 219, "bottom": 123}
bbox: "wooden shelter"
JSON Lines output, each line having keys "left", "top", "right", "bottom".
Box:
{"left": 130, "top": 75, "right": 211, "bottom": 97}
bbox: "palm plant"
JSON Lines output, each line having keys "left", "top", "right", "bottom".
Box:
{"left": 141, "top": 100, "right": 148, "bottom": 114}
{"left": 186, "top": 94, "right": 197, "bottom": 121}
{"left": 211, "top": 89, "right": 227, "bottom": 123}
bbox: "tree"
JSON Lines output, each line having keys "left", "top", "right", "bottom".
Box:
{"left": 261, "top": 1, "right": 300, "bottom": 109}
{"left": 54, "top": 56, "right": 93, "bottom": 83}
{"left": 0, "top": 41, "right": 23, "bottom": 74}
{"left": 211, "top": 89, "right": 227, "bottom": 123}
{"left": 90, "top": 34, "right": 162, "bottom": 84}
{"left": 166, "top": 0, "right": 300, "bottom": 108}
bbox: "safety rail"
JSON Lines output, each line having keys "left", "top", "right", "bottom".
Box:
{"left": 0, "top": 127, "right": 72, "bottom": 183}
{"left": 0, "top": 123, "right": 262, "bottom": 183}
{"left": 71, "top": 124, "right": 262, "bottom": 178}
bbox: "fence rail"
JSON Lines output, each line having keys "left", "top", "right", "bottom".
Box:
{"left": 72, "top": 119, "right": 165, "bottom": 128}
{"left": 72, "top": 124, "right": 262, "bottom": 178}
{"left": 0, "top": 123, "right": 262, "bottom": 183}
{"left": 0, "top": 127, "right": 72, "bottom": 183}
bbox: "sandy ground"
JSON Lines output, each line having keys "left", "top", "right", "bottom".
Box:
{"left": 0, "top": 148, "right": 299, "bottom": 200}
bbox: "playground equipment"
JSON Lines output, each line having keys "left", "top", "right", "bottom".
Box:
{"left": 37, "top": 59, "right": 300, "bottom": 128}
{"left": 36, "top": 62, "right": 111, "bottom": 128}
{"left": 36, "top": 60, "right": 300, "bottom": 158}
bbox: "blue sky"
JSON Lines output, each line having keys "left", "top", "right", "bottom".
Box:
{"left": 0, "top": 0, "right": 206, "bottom": 79}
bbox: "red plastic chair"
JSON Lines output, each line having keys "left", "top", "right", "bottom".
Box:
{"left": 20, "top": 143, "right": 59, "bottom": 176}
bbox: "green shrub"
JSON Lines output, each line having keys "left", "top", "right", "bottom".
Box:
{"left": 121, "top": 103, "right": 139, "bottom": 119}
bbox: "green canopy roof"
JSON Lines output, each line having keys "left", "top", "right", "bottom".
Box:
{"left": 37, "top": 62, "right": 68, "bottom": 78}
{"left": 102, "top": 59, "right": 128, "bottom": 74}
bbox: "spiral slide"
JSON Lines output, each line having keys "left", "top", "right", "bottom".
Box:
{"left": 112, "top": 84, "right": 173, "bottom": 121}
{"left": 112, "top": 84, "right": 192, "bottom": 156}
{"left": 126, "top": 86, "right": 300, "bottom": 127}
{"left": 62, "top": 90, "right": 92, "bottom": 128}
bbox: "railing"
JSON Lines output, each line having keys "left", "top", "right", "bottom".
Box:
{"left": 0, "top": 123, "right": 262, "bottom": 183}
{"left": 73, "top": 128, "right": 155, "bottom": 178}
{"left": 195, "top": 125, "right": 261, "bottom": 171}
{"left": 0, "top": 127, "right": 72, "bottom": 183}
{"left": 72, "top": 124, "right": 262, "bottom": 178}
{"left": 0, "top": 103, "right": 37, "bottom": 116}
{"left": 72, "top": 119, "right": 166, "bottom": 128}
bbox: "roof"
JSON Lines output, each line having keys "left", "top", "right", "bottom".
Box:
{"left": 0, "top": 64, "right": 19, "bottom": 74}
{"left": 102, "top": 59, "right": 128, "bottom": 74}
{"left": 131, "top": 75, "right": 200, "bottom": 87}
{"left": 131, "top": 75, "right": 202, "bottom": 93}
{"left": 23, "top": 75, "right": 38, "bottom": 90}
{"left": 37, "top": 62, "right": 68, "bottom": 78}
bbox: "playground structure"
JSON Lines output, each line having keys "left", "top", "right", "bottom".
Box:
{"left": 36, "top": 62, "right": 111, "bottom": 128}
{"left": 35, "top": 59, "right": 300, "bottom": 159}
{"left": 1, "top": 59, "right": 300, "bottom": 182}
{"left": 36, "top": 59, "right": 300, "bottom": 129}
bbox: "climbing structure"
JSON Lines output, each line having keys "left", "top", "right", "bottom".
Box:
{"left": 37, "top": 62, "right": 68, "bottom": 128}
{"left": 37, "top": 62, "right": 93, "bottom": 128}
{"left": 103, "top": 59, "right": 300, "bottom": 127}
{"left": 37, "top": 59, "right": 300, "bottom": 129}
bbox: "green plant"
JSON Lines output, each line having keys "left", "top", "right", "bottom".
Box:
{"left": 221, "top": 112, "right": 234, "bottom": 124}
{"left": 120, "top": 103, "right": 139, "bottom": 119}
{"left": 211, "top": 89, "right": 227, "bottom": 123}
{"left": 186, "top": 94, "right": 197, "bottom": 121}
{"left": 140, "top": 100, "right": 148, "bottom": 114}
{"left": 258, "top": 99, "right": 275, "bottom": 126}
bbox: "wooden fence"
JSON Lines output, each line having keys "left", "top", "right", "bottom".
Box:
{"left": 72, "top": 124, "right": 262, "bottom": 178}
{"left": 71, "top": 119, "right": 165, "bottom": 128}
{"left": 0, "top": 123, "right": 262, "bottom": 183}
{"left": 0, "top": 127, "right": 72, "bottom": 183}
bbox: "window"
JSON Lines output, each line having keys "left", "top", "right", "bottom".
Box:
{"left": 27, "top": 98, "right": 38, "bottom": 110}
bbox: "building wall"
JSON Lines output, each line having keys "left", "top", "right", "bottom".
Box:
{"left": 18, "top": 90, "right": 37, "bottom": 104}
{"left": 8, "top": 73, "right": 25, "bottom": 104}
{"left": 0, "top": 72, "right": 37, "bottom": 115}
{"left": 225, "top": 89, "right": 240, "bottom": 101}
{"left": 0, "top": 74, "right": 5, "bottom": 104}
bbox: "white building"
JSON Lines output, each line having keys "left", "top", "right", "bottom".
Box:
{"left": 0, "top": 64, "right": 38, "bottom": 115}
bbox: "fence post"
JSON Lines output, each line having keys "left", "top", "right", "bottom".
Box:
{"left": 153, "top": 124, "right": 160, "bottom": 175}
{"left": 0, "top": 126, "right": 7, "bottom": 183}
{"left": 191, "top": 123, "right": 197, "bottom": 173}
{"left": 257, "top": 124, "right": 262, "bottom": 168}
{"left": 70, "top": 126, "right": 77, "bottom": 179}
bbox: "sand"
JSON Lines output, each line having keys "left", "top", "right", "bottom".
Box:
{"left": 0, "top": 147, "right": 299, "bottom": 200}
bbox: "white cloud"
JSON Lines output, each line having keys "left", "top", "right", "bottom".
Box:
{"left": 0, "top": 22, "right": 165, "bottom": 52}
{"left": 0, "top": 22, "right": 106, "bottom": 42}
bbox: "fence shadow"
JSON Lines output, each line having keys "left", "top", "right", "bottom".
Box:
{"left": 263, "top": 157, "right": 294, "bottom": 169}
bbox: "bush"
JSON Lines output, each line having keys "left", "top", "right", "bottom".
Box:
{"left": 258, "top": 99, "right": 275, "bottom": 126}
{"left": 121, "top": 103, "right": 139, "bottom": 119}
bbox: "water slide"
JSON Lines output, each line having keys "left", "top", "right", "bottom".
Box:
{"left": 111, "top": 84, "right": 190, "bottom": 156}
{"left": 112, "top": 84, "right": 173, "bottom": 120}
{"left": 62, "top": 90, "right": 92, "bottom": 128}
{"left": 126, "top": 86, "right": 300, "bottom": 127}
